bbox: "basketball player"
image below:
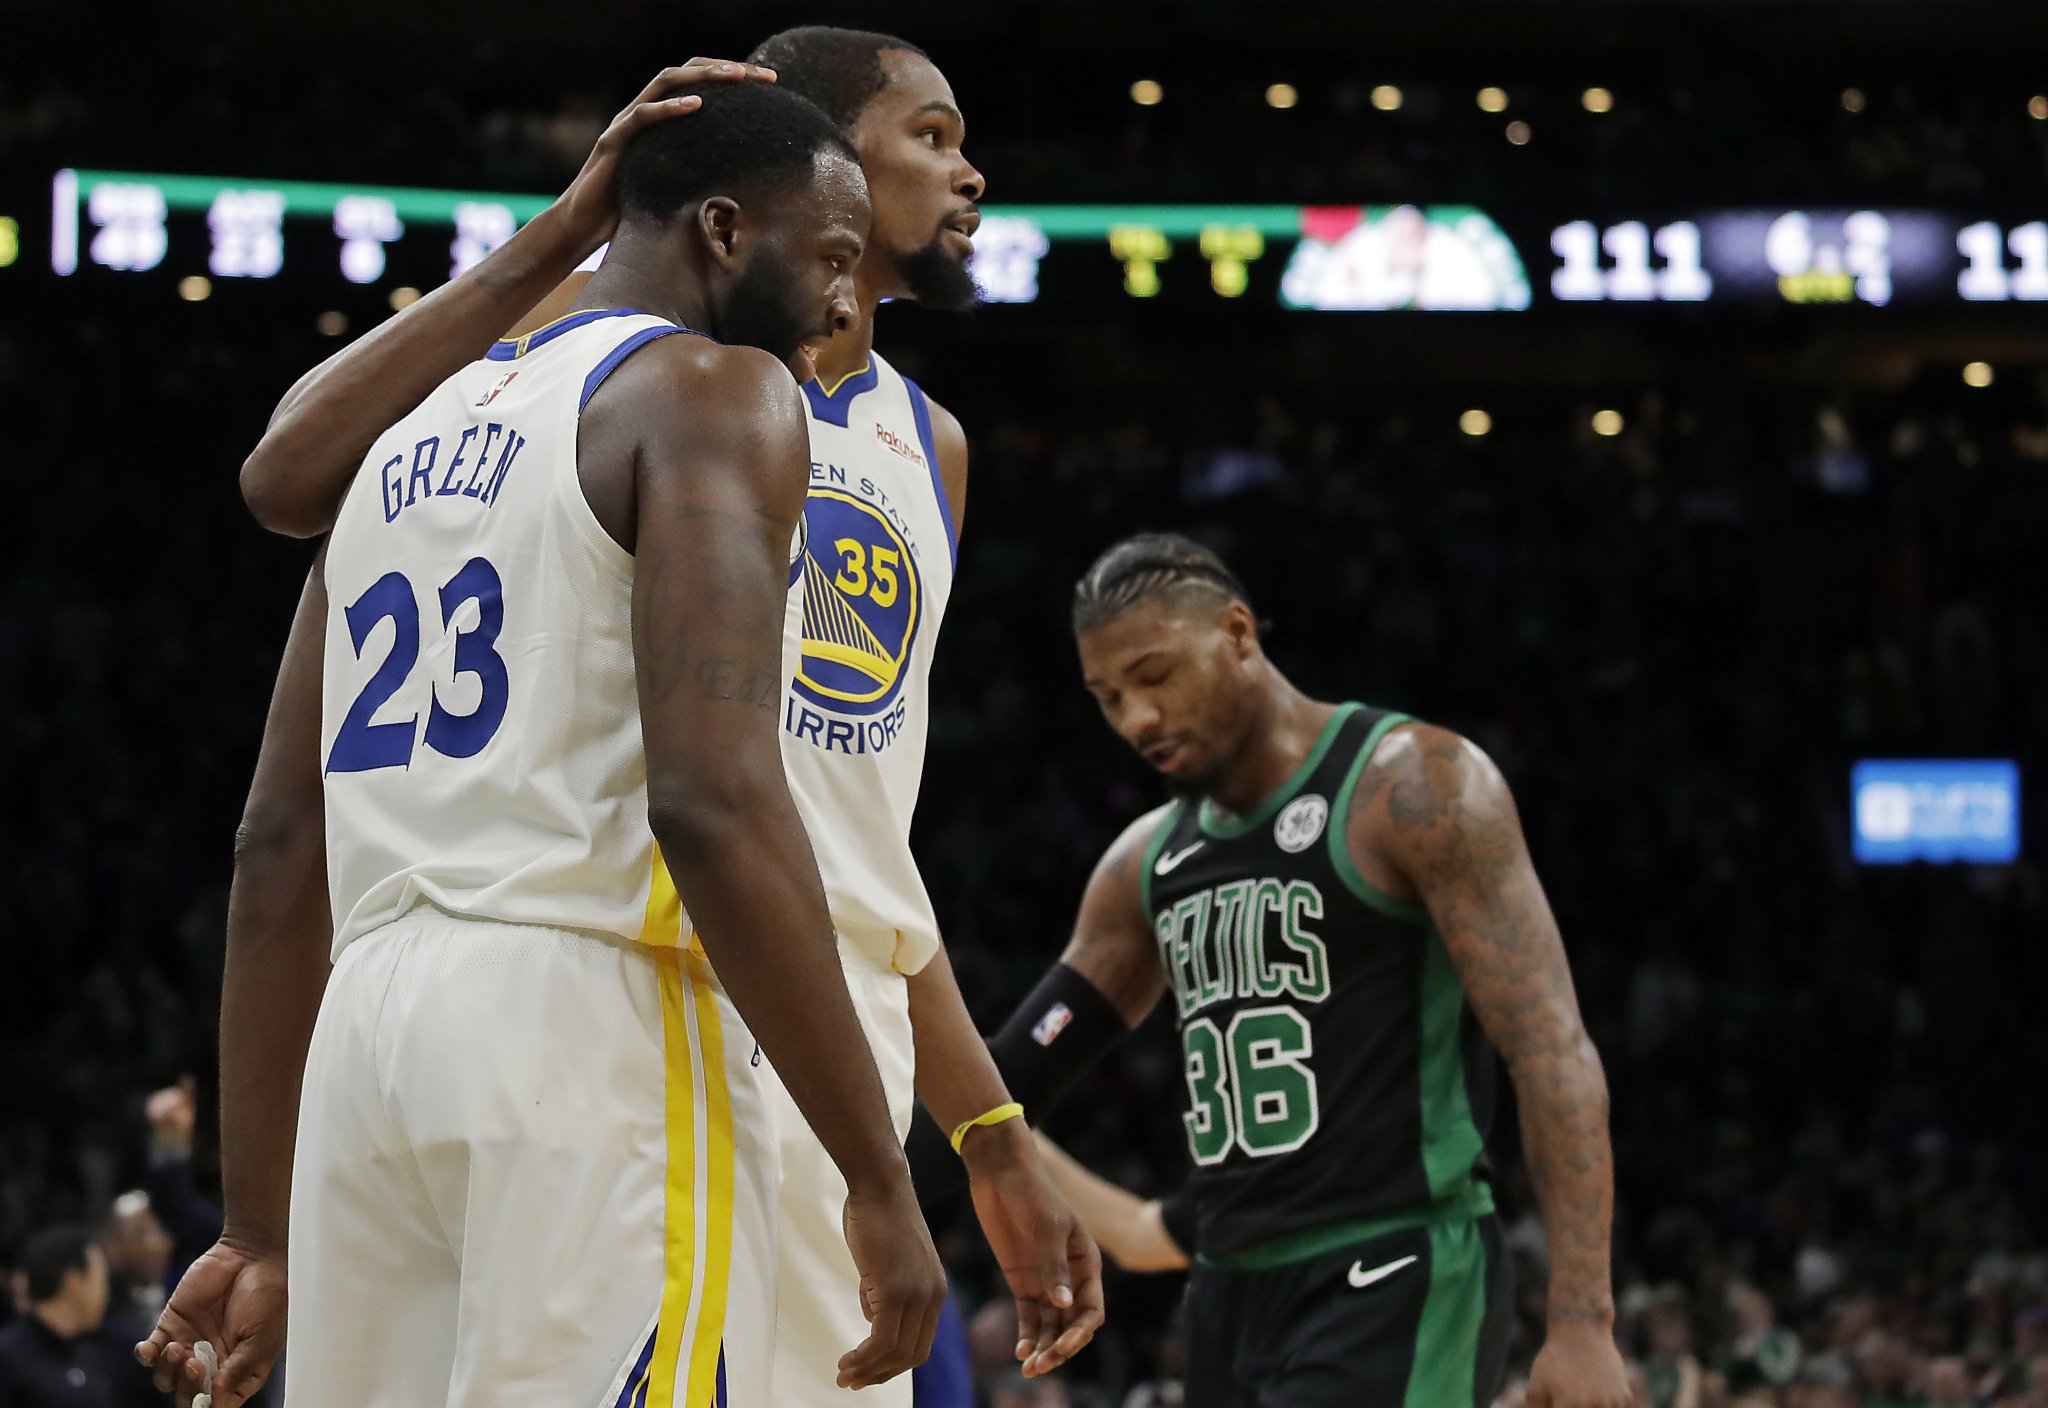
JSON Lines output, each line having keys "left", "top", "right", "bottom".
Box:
{"left": 170, "top": 41, "right": 1102, "bottom": 1408}
{"left": 921, "top": 534, "right": 1635, "bottom": 1407}
{"left": 138, "top": 83, "right": 951, "bottom": 1408}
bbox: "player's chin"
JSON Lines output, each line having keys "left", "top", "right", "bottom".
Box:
{"left": 784, "top": 342, "right": 821, "bottom": 383}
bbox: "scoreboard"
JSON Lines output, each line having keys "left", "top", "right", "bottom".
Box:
{"left": 30, "top": 168, "right": 2048, "bottom": 312}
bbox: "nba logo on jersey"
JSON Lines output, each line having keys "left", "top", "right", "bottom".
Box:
{"left": 474, "top": 370, "right": 518, "bottom": 407}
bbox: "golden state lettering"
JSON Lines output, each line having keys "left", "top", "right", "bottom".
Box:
{"left": 1156, "top": 879, "right": 1331, "bottom": 1019}
{"left": 376, "top": 421, "right": 527, "bottom": 524}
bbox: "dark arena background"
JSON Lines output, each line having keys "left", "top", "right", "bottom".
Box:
{"left": 5, "top": 2, "right": 2047, "bottom": 1406}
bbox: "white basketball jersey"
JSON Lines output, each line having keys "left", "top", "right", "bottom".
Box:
{"left": 321, "top": 308, "right": 708, "bottom": 957}
{"left": 782, "top": 353, "right": 957, "bottom": 976}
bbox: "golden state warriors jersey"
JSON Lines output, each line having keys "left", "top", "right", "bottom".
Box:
{"left": 782, "top": 352, "right": 957, "bottom": 976}
{"left": 321, "top": 308, "right": 712, "bottom": 957}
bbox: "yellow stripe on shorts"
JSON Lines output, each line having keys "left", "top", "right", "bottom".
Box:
{"left": 645, "top": 949, "right": 736, "bottom": 1408}
{"left": 639, "top": 846, "right": 683, "bottom": 948}
{"left": 647, "top": 951, "right": 697, "bottom": 1408}
{"left": 684, "top": 949, "right": 735, "bottom": 1406}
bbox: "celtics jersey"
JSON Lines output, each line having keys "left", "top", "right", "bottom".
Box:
{"left": 1139, "top": 703, "right": 1497, "bottom": 1257}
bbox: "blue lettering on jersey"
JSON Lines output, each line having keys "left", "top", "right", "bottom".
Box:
{"left": 783, "top": 696, "right": 909, "bottom": 755}
{"left": 381, "top": 423, "right": 527, "bottom": 526}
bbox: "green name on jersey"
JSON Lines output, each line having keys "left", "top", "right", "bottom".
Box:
{"left": 1155, "top": 877, "right": 1332, "bottom": 1021}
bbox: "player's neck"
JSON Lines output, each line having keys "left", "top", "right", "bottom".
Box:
{"left": 577, "top": 257, "right": 712, "bottom": 339}
{"left": 1204, "top": 675, "right": 1339, "bottom": 819}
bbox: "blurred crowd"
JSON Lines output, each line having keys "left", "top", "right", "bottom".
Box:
{"left": 5, "top": 10, "right": 2047, "bottom": 1405}
{"left": 7, "top": 20, "right": 2048, "bottom": 207}
{"left": 4, "top": 287, "right": 2041, "bottom": 1405}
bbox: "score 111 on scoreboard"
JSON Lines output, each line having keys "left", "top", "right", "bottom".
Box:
{"left": 46, "top": 170, "right": 2048, "bottom": 310}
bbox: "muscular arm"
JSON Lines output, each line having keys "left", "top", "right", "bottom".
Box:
{"left": 1360, "top": 725, "right": 1617, "bottom": 1331}
{"left": 1056, "top": 806, "right": 1173, "bottom": 1025}
{"left": 239, "top": 61, "right": 770, "bottom": 538}
{"left": 219, "top": 551, "right": 334, "bottom": 1254}
{"left": 1032, "top": 1134, "right": 1189, "bottom": 1274}
{"left": 242, "top": 210, "right": 598, "bottom": 536}
{"left": 922, "top": 393, "right": 969, "bottom": 542}
{"left": 904, "top": 808, "right": 1167, "bottom": 1201}
{"left": 137, "top": 553, "right": 333, "bottom": 1404}
{"left": 612, "top": 341, "right": 910, "bottom": 1196}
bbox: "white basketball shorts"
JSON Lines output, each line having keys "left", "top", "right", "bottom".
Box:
{"left": 761, "top": 939, "right": 917, "bottom": 1408}
{"left": 285, "top": 910, "right": 776, "bottom": 1408}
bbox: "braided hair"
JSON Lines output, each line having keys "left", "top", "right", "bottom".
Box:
{"left": 1071, "top": 533, "right": 1255, "bottom": 634}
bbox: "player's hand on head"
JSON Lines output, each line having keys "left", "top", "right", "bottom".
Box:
{"left": 135, "top": 1238, "right": 287, "bottom": 1408}
{"left": 1524, "top": 1322, "right": 1634, "bottom": 1408}
{"left": 549, "top": 59, "right": 779, "bottom": 254}
{"left": 836, "top": 1180, "right": 948, "bottom": 1388}
{"left": 962, "top": 1126, "right": 1107, "bottom": 1377}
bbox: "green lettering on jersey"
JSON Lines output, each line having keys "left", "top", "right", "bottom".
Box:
{"left": 1159, "top": 892, "right": 1212, "bottom": 1019}
{"left": 1195, "top": 882, "right": 1239, "bottom": 1010}
{"left": 1212, "top": 879, "right": 1257, "bottom": 998}
{"left": 1280, "top": 880, "right": 1330, "bottom": 1002}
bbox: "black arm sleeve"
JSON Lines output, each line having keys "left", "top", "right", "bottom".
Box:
{"left": 906, "top": 963, "right": 1130, "bottom": 1207}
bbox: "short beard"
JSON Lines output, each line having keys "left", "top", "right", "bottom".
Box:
{"left": 717, "top": 255, "right": 812, "bottom": 363}
{"left": 895, "top": 236, "right": 981, "bottom": 312}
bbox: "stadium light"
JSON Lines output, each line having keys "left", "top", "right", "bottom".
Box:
{"left": 389, "top": 286, "right": 421, "bottom": 310}
{"left": 1582, "top": 88, "right": 1614, "bottom": 114}
{"left": 177, "top": 274, "right": 211, "bottom": 301}
{"left": 1842, "top": 89, "right": 1867, "bottom": 113}
{"left": 1477, "top": 87, "right": 1509, "bottom": 113}
{"left": 1506, "top": 120, "right": 1532, "bottom": 146}
{"left": 317, "top": 310, "right": 348, "bottom": 337}
{"left": 1131, "top": 79, "right": 1164, "bottom": 107}
{"left": 1371, "top": 85, "right": 1403, "bottom": 112}
{"left": 1460, "top": 409, "right": 1492, "bottom": 437}
{"left": 1592, "top": 409, "right": 1625, "bottom": 436}
{"left": 1963, "top": 361, "right": 1994, "bottom": 387}
{"left": 1266, "top": 83, "right": 1299, "bottom": 110}
{"left": 2031, "top": 95, "right": 2048, "bottom": 121}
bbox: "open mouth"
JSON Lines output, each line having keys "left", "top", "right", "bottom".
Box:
{"left": 944, "top": 209, "right": 982, "bottom": 241}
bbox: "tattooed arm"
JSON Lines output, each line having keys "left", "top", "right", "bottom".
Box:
{"left": 587, "top": 335, "right": 945, "bottom": 1388}
{"left": 1056, "top": 806, "right": 1176, "bottom": 1024}
{"left": 1355, "top": 724, "right": 1631, "bottom": 1408}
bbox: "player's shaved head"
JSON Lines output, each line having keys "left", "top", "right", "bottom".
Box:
{"left": 748, "top": 26, "right": 930, "bottom": 133}
{"left": 616, "top": 81, "right": 855, "bottom": 225}
{"left": 1072, "top": 533, "right": 1255, "bottom": 635}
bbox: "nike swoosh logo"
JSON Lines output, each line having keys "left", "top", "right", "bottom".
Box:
{"left": 1155, "top": 842, "right": 1204, "bottom": 875}
{"left": 1347, "top": 1254, "right": 1419, "bottom": 1289}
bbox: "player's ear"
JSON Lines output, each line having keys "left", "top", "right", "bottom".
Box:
{"left": 1222, "top": 601, "right": 1259, "bottom": 659}
{"left": 696, "top": 196, "right": 744, "bottom": 269}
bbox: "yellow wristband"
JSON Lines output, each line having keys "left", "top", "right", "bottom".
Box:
{"left": 949, "top": 1101, "right": 1025, "bottom": 1155}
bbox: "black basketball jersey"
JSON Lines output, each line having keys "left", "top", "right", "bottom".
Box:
{"left": 1140, "top": 702, "right": 1497, "bottom": 1258}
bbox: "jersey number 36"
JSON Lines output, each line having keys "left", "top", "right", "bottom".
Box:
{"left": 1182, "top": 1005, "right": 1320, "bottom": 1164}
{"left": 327, "top": 557, "right": 509, "bottom": 773}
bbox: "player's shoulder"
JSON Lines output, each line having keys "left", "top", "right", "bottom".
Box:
{"left": 591, "top": 335, "right": 804, "bottom": 444}
{"left": 876, "top": 352, "right": 967, "bottom": 457}
{"left": 1077, "top": 801, "right": 1178, "bottom": 926}
{"left": 1096, "top": 802, "right": 1179, "bottom": 883}
{"left": 612, "top": 334, "right": 796, "bottom": 405}
{"left": 1351, "top": 720, "right": 1515, "bottom": 854}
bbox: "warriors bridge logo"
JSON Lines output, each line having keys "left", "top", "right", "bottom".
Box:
{"left": 790, "top": 487, "right": 922, "bottom": 736}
